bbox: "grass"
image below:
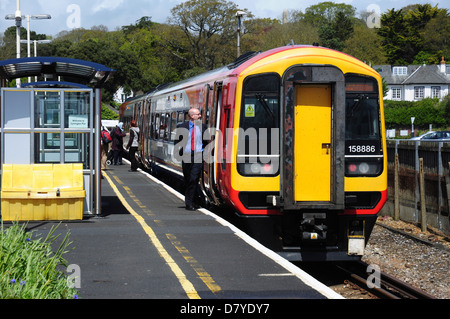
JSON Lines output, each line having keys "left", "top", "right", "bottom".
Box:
{"left": 0, "top": 221, "right": 79, "bottom": 299}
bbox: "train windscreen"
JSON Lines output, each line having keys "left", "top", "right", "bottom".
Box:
{"left": 238, "top": 73, "right": 280, "bottom": 176}
{"left": 345, "top": 74, "right": 383, "bottom": 177}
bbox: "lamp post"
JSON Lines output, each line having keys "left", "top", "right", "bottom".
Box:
{"left": 25, "top": 14, "right": 52, "bottom": 59}
{"left": 236, "top": 10, "right": 247, "bottom": 58}
{"left": 6, "top": 10, "right": 51, "bottom": 85}
{"left": 5, "top": 0, "right": 22, "bottom": 87}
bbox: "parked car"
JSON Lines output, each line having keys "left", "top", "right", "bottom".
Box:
{"left": 410, "top": 131, "right": 450, "bottom": 141}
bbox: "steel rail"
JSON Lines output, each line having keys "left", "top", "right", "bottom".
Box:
{"left": 335, "top": 261, "right": 437, "bottom": 299}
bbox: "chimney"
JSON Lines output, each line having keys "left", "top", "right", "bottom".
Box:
{"left": 440, "top": 56, "right": 446, "bottom": 73}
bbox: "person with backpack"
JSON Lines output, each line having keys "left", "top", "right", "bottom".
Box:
{"left": 101, "top": 126, "right": 112, "bottom": 169}
{"left": 111, "top": 122, "right": 126, "bottom": 165}
{"left": 126, "top": 120, "right": 140, "bottom": 172}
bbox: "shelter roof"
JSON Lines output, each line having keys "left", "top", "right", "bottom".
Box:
{"left": 0, "top": 57, "right": 114, "bottom": 88}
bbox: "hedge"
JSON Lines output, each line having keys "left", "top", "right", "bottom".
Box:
{"left": 384, "top": 96, "right": 450, "bottom": 128}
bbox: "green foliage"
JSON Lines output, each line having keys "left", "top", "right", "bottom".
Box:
{"left": 102, "top": 103, "right": 119, "bottom": 120}
{"left": 169, "top": 0, "right": 242, "bottom": 70}
{"left": 0, "top": 1, "right": 447, "bottom": 101}
{"left": 377, "top": 4, "right": 448, "bottom": 65}
{"left": 0, "top": 222, "right": 79, "bottom": 299}
{"left": 384, "top": 98, "right": 448, "bottom": 128}
{"left": 318, "top": 11, "right": 354, "bottom": 51}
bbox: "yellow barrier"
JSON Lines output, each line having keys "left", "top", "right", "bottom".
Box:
{"left": 1, "top": 164, "right": 86, "bottom": 221}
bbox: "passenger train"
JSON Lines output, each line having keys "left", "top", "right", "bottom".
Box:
{"left": 119, "top": 45, "right": 387, "bottom": 261}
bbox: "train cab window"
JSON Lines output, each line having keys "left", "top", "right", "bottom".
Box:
{"left": 345, "top": 75, "right": 380, "bottom": 141}
{"left": 238, "top": 73, "right": 280, "bottom": 176}
{"left": 345, "top": 74, "right": 383, "bottom": 177}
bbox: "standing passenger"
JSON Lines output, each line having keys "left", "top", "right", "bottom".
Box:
{"left": 175, "top": 108, "right": 206, "bottom": 210}
{"left": 126, "top": 120, "right": 140, "bottom": 172}
{"left": 111, "top": 122, "right": 126, "bottom": 165}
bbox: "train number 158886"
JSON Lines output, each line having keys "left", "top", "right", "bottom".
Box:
{"left": 348, "top": 145, "right": 376, "bottom": 153}
{"left": 346, "top": 140, "right": 380, "bottom": 155}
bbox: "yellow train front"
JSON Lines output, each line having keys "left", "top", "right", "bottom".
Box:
{"left": 221, "top": 46, "right": 387, "bottom": 261}
{"left": 124, "top": 45, "right": 387, "bottom": 262}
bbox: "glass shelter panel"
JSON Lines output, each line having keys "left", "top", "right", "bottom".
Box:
{"left": 34, "top": 132, "right": 61, "bottom": 163}
{"left": 65, "top": 91, "right": 90, "bottom": 129}
{"left": 64, "top": 132, "right": 89, "bottom": 167}
{"left": 35, "top": 91, "right": 61, "bottom": 128}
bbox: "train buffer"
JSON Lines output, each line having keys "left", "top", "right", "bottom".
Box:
{"left": 26, "top": 162, "right": 344, "bottom": 300}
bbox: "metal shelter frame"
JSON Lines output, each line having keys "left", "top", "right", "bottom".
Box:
{"left": 0, "top": 57, "right": 115, "bottom": 217}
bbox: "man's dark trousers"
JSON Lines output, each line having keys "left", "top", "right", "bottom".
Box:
{"left": 182, "top": 152, "right": 202, "bottom": 208}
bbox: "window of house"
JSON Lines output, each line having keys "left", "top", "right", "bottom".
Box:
{"left": 393, "top": 66, "right": 407, "bottom": 75}
{"left": 392, "top": 87, "right": 402, "bottom": 100}
{"left": 414, "top": 86, "right": 424, "bottom": 100}
{"left": 431, "top": 86, "right": 440, "bottom": 99}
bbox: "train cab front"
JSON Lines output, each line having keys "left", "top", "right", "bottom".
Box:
{"left": 230, "top": 64, "right": 387, "bottom": 262}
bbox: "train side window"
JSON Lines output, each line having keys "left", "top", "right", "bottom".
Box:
{"left": 170, "top": 112, "right": 177, "bottom": 141}
{"left": 154, "top": 113, "right": 160, "bottom": 139}
{"left": 150, "top": 113, "right": 155, "bottom": 139}
{"left": 159, "top": 113, "right": 167, "bottom": 140}
{"left": 177, "top": 111, "right": 184, "bottom": 123}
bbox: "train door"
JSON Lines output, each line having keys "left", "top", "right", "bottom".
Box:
{"left": 294, "top": 85, "right": 331, "bottom": 201}
{"left": 201, "top": 82, "right": 221, "bottom": 205}
{"left": 282, "top": 66, "right": 345, "bottom": 210}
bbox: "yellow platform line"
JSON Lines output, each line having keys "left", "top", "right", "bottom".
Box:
{"left": 167, "top": 234, "right": 222, "bottom": 294}
{"left": 103, "top": 171, "right": 200, "bottom": 299}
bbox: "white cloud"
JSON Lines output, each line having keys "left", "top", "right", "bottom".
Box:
{"left": 92, "top": 0, "right": 124, "bottom": 13}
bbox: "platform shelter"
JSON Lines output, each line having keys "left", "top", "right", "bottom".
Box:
{"left": 0, "top": 57, "right": 114, "bottom": 219}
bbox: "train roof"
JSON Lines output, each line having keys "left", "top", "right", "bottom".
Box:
{"left": 141, "top": 45, "right": 376, "bottom": 99}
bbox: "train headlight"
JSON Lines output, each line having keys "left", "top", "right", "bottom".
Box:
{"left": 359, "top": 162, "right": 370, "bottom": 174}
{"left": 345, "top": 158, "right": 383, "bottom": 177}
{"left": 238, "top": 162, "right": 278, "bottom": 176}
{"left": 250, "top": 163, "right": 260, "bottom": 173}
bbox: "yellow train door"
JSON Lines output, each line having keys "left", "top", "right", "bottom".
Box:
{"left": 294, "top": 85, "right": 331, "bottom": 202}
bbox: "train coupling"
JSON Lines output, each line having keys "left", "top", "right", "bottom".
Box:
{"left": 300, "top": 213, "right": 327, "bottom": 242}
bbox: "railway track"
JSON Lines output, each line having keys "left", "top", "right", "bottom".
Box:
{"left": 334, "top": 261, "right": 437, "bottom": 299}
{"left": 141, "top": 166, "right": 441, "bottom": 299}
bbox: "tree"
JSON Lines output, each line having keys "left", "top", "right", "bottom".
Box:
{"left": 420, "top": 9, "right": 450, "bottom": 62}
{"left": 377, "top": 4, "right": 447, "bottom": 65}
{"left": 377, "top": 9, "right": 409, "bottom": 64}
{"left": 0, "top": 26, "right": 47, "bottom": 60}
{"left": 344, "top": 22, "right": 386, "bottom": 65}
{"left": 319, "top": 11, "right": 354, "bottom": 51}
{"left": 300, "top": 1, "right": 356, "bottom": 27}
{"left": 169, "top": 0, "right": 249, "bottom": 70}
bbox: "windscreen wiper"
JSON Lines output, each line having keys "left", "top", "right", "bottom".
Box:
{"left": 256, "top": 93, "right": 275, "bottom": 122}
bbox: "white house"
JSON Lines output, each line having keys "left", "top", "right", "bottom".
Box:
{"left": 113, "top": 87, "right": 133, "bottom": 104}
{"left": 373, "top": 58, "right": 449, "bottom": 101}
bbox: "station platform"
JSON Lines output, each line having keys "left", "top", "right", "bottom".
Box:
{"left": 27, "top": 161, "right": 344, "bottom": 300}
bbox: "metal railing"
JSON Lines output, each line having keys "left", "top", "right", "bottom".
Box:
{"left": 384, "top": 140, "right": 450, "bottom": 235}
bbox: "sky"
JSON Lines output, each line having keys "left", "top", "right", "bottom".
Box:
{"left": 0, "top": 0, "right": 448, "bottom": 37}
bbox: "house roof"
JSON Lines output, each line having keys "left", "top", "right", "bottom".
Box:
{"left": 373, "top": 64, "right": 450, "bottom": 85}
{"left": 403, "top": 65, "right": 449, "bottom": 84}
{"left": 0, "top": 57, "right": 115, "bottom": 88}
